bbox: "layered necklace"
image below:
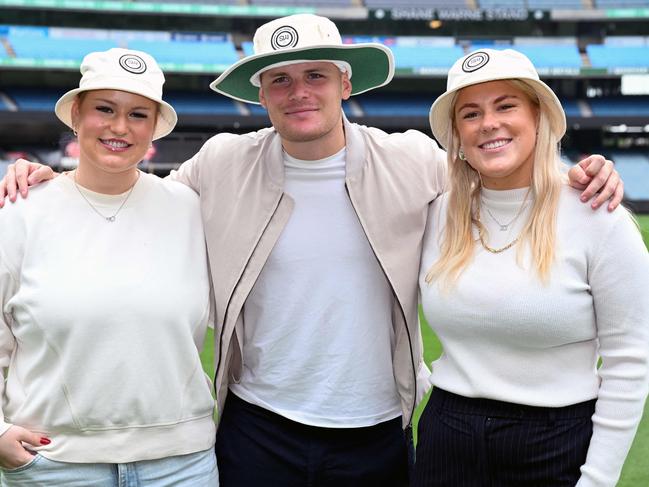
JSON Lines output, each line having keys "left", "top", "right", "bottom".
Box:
{"left": 71, "top": 170, "right": 140, "bottom": 223}
{"left": 475, "top": 188, "right": 531, "bottom": 254}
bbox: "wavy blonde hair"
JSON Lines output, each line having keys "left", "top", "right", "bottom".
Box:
{"left": 425, "top": 79, "right": 564, "bottom": 288}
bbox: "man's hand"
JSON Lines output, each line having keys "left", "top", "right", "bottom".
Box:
{"left": 0, "top": 159, "right": 56, "bottom": 208}
{"left": 567, "top": 154, "right": 623, "bottom": 212}
{"left": 0, "top": 425, "right": 50, "bottom": 470}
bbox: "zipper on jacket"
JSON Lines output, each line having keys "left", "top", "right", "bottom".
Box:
{"left": 344, "top": 185, "right": 419, "bottom": 429}
{"left": 213, "top": 193, "right": 286, "bottom": 395}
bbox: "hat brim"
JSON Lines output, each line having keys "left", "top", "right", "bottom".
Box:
{"left": 210, "top": 43, "right": 394, "bottom": 104}
{"left": 429, "top": 77, "right": 567, "bottom": 151}
{"left": 55, "top": 86, "right": 178, "bottom": 141}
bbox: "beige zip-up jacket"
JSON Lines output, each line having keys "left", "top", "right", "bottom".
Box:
{"left": 171, "top": 117, "right": 447, "bottom": 427}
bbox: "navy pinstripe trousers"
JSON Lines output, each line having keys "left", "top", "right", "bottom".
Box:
{"left": 413, "top": 388, "right": 596, "bottom": 487}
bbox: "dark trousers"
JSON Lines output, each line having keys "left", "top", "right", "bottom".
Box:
{"left": 413, "top": 388, "right": 596, "bottom": 487}
{"left": 215, "top": 392, "right": 409, "bottom": 487}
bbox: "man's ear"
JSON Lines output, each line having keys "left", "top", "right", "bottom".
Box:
{"left": 259, "top": 87, "right": 267, "bottom": 109}
{"left": 341, "top": 72, "right": 352, "bottom": 101}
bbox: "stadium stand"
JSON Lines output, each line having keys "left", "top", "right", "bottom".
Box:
{"left": 527, "top": 0, "right": 583, "bottom": 7}
{"left": 164, "top": 92, "right": 240, "bottom": 116}
{"left": 610, "top": 152, "right": 649, "bottom": 201}
{"left": 595, "top": 0, "right": 649, "bottom": 6}
{"left": 0, "top": 6, "right": 648, "bottom": 212}
{"left": 8, "top": 27, "right": 118, "bottom": 61}
{"left": 588, "top": 96, "right": 649, "bottom": 117}
{"left": 127, "top": 39, "right": 239, "bottom": 66}
{"left": 586, "top": 45, "right": 649, "bottom": 69}
{"left": 389, "top": 45, "right": 465, "bottom": 70}
{"left": 366, "top": 0, "right": 469, "bottom": 7}
{"left": 509, "top": 45, "right": 582, "bottom": 69}
{"left": 251, "top": 0, "right": 353, "bottom": 5}
{"left": 355, "top": 93, "right": 433, "bottom": 117}
{"left": 478, "top": 0, "right": 526, "bottom": 8}
{"left": 5, "top": 88, "right": 62, "bottom": 112}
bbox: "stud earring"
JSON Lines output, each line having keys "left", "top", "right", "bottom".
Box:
{"left": 458, "top": 149, "right": 467, "bottom": 161}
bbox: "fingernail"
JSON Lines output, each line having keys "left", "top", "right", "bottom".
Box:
{"left": 580, "top": 196, "right": 587, "bottom": 202}
{"left": 40, "top": 437, "right": 51, "bottom": 445}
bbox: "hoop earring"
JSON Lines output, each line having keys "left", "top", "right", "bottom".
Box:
{"left": 73, "top": 128, "right": 78, "bottom": 137}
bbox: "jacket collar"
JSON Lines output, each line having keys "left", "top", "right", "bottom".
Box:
{"left": 264, "top": 112, "right": 366, "bottom": 187}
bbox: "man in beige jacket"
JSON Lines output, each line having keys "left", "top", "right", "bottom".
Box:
{"left": 0, "top": 14, "right": 622, "bottom": 487}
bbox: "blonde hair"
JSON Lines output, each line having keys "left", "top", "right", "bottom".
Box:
{"left": 425, "top": 79, "right": 564, "bottom": 288}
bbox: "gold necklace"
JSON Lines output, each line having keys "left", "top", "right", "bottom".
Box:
{"left": 476, "top": 224, "right": 520, "bottom": 254}
{"left": 474, "top": 192, "right": 529, "bottom": 253}
{"left": 72, "top": 170, "right": 140, "bottom": 223}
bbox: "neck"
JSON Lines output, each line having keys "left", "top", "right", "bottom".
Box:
{"left": 74, "top": 164, "right": 140, "bottom": 194}
{"left": 281, "top": 119, "right": 346, "bottom": 161}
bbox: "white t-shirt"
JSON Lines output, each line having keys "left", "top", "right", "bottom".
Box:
{"left": 231, "top": 149, "right": 402, "bottom": 427}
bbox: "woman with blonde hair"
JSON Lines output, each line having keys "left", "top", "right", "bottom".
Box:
{"left": 0, "top": 48, "right": 218, "bottom": 485}
{"left": 416, "top": 49, "right": 649, "bottom": 486}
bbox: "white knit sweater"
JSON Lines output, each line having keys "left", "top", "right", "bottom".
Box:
{"left": 419, "top": 185, "right": 649, "bottom": 487}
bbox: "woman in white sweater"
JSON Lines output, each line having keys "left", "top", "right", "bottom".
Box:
{"left": 0, "top": 48, "right": 217, "bottom": 485}
{"left": 416, "top": 49, "right": 649, "bottom": 487}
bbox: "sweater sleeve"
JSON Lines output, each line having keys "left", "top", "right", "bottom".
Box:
{"left": 577, "top": 212, "right": 649, "bottom": 487}
{"left": 0, "top": 246, "right": 18, "bottom": 437}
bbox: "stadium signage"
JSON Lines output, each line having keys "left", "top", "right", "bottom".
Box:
{"left": 385, "top": 8, "right": 530, "bottom": 22}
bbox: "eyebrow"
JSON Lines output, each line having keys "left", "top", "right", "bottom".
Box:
{"left": 92, "top": 98, "right": 153, "bottom": 111}
{"left": 267, "top": 66, "right": 330, "bottom": 78}
{"left": 456, "top": 94, "right": 520, "bottom": 113}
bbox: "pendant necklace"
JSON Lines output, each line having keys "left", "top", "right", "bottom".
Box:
{"left": 72, "top": 170, "right": 139, "bottom": 223}
{"left": 483, "top": 188, "right": 531, "bottom": 232}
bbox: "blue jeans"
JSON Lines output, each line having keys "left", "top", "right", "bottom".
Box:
{"left": 0, "top": 448, "right": 218, "bottom": 487}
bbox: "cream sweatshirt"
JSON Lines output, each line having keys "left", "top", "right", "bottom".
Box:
{"left": 0, "top": 173, "right": 215, "bottom": 463}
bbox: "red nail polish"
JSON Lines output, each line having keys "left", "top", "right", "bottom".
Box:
{"left": 40, "top": 437, "right": 51, "bottom": 445}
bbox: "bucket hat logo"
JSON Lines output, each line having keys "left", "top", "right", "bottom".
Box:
{"left": 462, "top": 51, "right": 490, "bottom": 73}
{"left": 271, "top": 26, "right": 299, "bottom": 50}
{"left": 119, "top": 54, "right": 147, "bottom": 74}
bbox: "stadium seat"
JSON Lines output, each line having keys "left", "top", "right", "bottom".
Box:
{"left": 596, "top": 0, "right": 649, "bottom": 7}
{"left": 610, "top": 153, "right": 649, "bottom": 200}
{"left": 10, "top": 36, "right": 118, "bottom": 61}
{"left": 589, "top": 96, "right": 649, "bottom": 116}
{"left": 513, "top": 45, "right": 582, "bottom": 69}
{"left": 5, "top": 88, "right": 63, "bottom": 111}
{"left": 355, "top": 93, "right": 433, "bottom": 117}
{"left": 164, "top": 92, "right": 240, "bottom": 115}
{"left": 128, "top": 39, "right": 239, "bottom": 66}
{"left": 527, "top": 0, "right": 583, "bottom": 8}
{"left": 390, "top": 46, "right": 465, "bottom": 70}
{"left": 586, "top": 45, "right": 649, "bottom": 68}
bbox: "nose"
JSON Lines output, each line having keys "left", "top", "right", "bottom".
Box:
{"left": 110, "top": 114, "right": 129, "bottom": 135}
{"left": 480, "top": 109, "right": 500, "bottom": 133}
{"left": 288, "top": 78, "right": 309, "bottom": 101}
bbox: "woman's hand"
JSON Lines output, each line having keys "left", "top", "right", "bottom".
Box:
{"left": 0, "top": 159, "right": 57, "bottom": 208}
{"left": 0, "top": 425, "right": 50, "bottom": 469}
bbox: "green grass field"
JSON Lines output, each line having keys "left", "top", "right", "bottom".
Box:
{"left": 200, "top": 215, "right": 649, "bottom": 484}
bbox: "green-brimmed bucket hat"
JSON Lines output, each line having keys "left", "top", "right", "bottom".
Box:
{"left": 210, "top": 14, "right": 395, "bottom": 104}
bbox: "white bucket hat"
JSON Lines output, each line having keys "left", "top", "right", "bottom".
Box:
{"left": 55, "top": 48, "right": 177, "bottom": 140}
{"left": 210, "top": 14, "right": 395, "bottom": 104}
{"left": 429, "top": 48, "right": 566, "bottom": 150}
